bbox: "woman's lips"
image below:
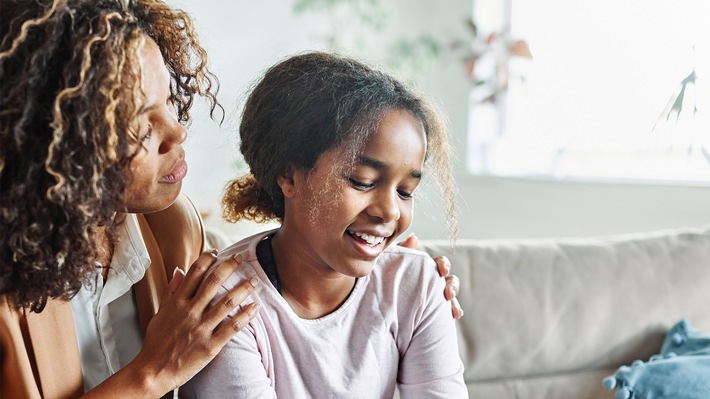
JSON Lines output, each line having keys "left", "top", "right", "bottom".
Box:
{"left": 159, "top": 159, "right": 188, "bottom": 183}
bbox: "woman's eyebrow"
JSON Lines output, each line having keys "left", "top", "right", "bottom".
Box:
{"left": 356, "top": 155, "right": 422, "bottom": 179}
{"left": 140, "top": 104, "right": 157, "bottom": 115}
{"left": 141, "top": 90, "right": 170, "bottom": 115}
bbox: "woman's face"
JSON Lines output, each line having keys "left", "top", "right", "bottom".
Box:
{"left": 280, "top": 108, "right": 427, "bottom": 277}
{"left": 123, "top": 36, "right": 188, "bottom": 214}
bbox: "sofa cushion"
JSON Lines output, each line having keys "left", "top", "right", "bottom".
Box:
{"left": 468, "top": 367, "right": 616, "bottom": 399}
{"left": 420, "top": 226, "right": 710, "bottom": 388}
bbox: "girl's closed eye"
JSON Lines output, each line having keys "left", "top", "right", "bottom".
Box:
{"left": 349, "top": 177, "right": 417, "bottom": 200}
{"left": 397, "top": 189, "right": 415, "bottom": 200}
{"left": 348, "top": 177, "right": 374, "bottom": 190}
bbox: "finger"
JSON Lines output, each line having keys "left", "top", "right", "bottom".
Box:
{"left": 192, "top": 253, "right": 244, "bottom": 309}
{"left": 213, "top": 302, "right": 261, "bottom": 344}
{"left": 167, "top": 267, "right": 186, "bottom": 296}
{"left": 206, "top": 276, "right": 259, "bottom": 326}
{"left": 451, "top": 297, "right": 464, "bottom": 320}
{"left": 435, "top": 256, "right": 451, "bottom": 278}
{"left": 444, "top": 274, "right": 460, "bottom": 301}
{"left": 398, "top": 233, "right": 419, "bottom": 249}
{"left": 176, "top": 249, "right": 220, "bottom": 299}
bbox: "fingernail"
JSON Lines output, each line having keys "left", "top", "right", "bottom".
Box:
{"left": 232, "top": 253, "right": 243, "bottom": 263}
{"left": 172, "top": 266, "right": 179, "bottom": 276}
{"left": 248, "top": 277, "right": 259, "bottom": 292}
{"left": 249, "top": 303, "right": 261, "bottom": 316}
{"left": 209, "top": 248, "right": 219, "bottom": 257}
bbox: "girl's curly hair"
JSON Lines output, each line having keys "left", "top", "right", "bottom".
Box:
{"left": 222, "top": 52, "right": 457, "bottom": 239}
{"left": 0, "top": 0, "right": 220, "bottom": 312}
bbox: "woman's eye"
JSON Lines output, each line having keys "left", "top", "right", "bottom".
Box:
{"left": 348, "top": 178, "right": 374, "bottom": 190}
{"left": 140, "top": 126, "right": 153, "bottom": 142}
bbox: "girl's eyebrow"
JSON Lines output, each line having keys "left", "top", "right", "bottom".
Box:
{"left": 356, "top": 155, "right": 386, "bottom": 170}
{"left": 356, "top": 155, "right": 422, "bottom": 179}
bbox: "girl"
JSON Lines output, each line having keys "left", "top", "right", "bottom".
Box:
{"left": 185, "top": 52, "right": 466, "bottom": 398}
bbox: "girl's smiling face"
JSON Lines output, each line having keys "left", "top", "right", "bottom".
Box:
{"left": 278, "top": 108, "right": 427, "bottom": 278}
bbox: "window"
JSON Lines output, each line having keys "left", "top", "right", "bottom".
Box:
{"left": 469, "top": 0, "right": 710, "bottom": 185}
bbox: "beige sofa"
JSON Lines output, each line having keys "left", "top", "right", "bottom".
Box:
{"left": 420, "top": 226, "right": 710, "bottom": 399}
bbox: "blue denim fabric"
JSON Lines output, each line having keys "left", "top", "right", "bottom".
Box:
{"left": 603, "top": 320, "right": 710, "bottom": 399}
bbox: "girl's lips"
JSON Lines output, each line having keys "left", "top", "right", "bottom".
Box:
{"left": 347, "top": 231, "right": 385, "bottom": 259}
{"left": 159, "top": 159, "right": 188, "bottom": 183}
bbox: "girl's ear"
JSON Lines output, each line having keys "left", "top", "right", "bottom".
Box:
{"left": 277, "top": 166, "right": 297, "bottom": 198}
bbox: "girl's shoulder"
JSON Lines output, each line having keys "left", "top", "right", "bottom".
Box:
{"left": 368, "top": 246, "right": 449, "bottom": 332}
{"left": 210, "top": 229, "right": 277, "bottom": 292}
{"left": 379, "top": 244, "right": 437, "bottom": 269}
{"left": 374, "top": 245, "right": 443, "bottom": 293}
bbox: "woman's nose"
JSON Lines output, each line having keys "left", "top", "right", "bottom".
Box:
{"left": 158, "top": 120, "right": 187, "bottom": 154}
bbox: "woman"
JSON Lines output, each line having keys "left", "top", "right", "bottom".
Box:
{"left": 0, "top": 1, "right": 258, "bottom": 397}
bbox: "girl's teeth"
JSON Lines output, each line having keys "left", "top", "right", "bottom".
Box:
{"left": 352, "top": 231, "right": 385, "bottom": 245}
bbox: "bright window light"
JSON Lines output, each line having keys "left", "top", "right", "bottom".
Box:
{"left": 468, "top": 0, "right": 710, "bottom": 185}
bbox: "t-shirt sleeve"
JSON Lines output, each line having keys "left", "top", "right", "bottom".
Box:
{"left": 396, "top": 254, "right": 467, "bottom": 399}
{"left": 180, "top": 293, "right": 276, "bottom": 398}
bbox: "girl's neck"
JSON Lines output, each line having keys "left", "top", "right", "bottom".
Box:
{"left": 271, "top": 228, "right": 356, "bottom": 319}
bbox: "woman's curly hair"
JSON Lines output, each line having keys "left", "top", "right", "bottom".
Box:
{"left": 223, "top": 52, "right": 457, "bottom": 239}
{"left": 0, "top": 0, "right": 220, "bottom": 312}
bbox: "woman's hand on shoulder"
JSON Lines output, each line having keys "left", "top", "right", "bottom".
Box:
{"left": 399, "top": 234, "right": 463, "bottom": 320}
{"left": 120, "top": 250, "right": 260, "bottom": 396}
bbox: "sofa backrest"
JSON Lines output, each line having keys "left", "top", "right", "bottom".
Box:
{"left": 420, "top": 226, "right": 710, "bottom": 398}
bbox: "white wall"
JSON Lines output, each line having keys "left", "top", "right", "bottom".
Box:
{"left": 171, "top": 0, "right": 710, "bottom": 241}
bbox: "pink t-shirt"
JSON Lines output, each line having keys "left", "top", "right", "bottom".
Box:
{"left": 183, "top": 230, "right": 467, "bottom": 398}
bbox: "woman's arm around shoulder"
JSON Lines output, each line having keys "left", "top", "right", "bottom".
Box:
{"left": 82, "top": 251, "right": 260, "bottom": 398}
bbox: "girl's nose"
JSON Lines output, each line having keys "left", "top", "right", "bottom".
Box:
{"left": 369, "top": 189, "right": 401, "bottom": 223}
